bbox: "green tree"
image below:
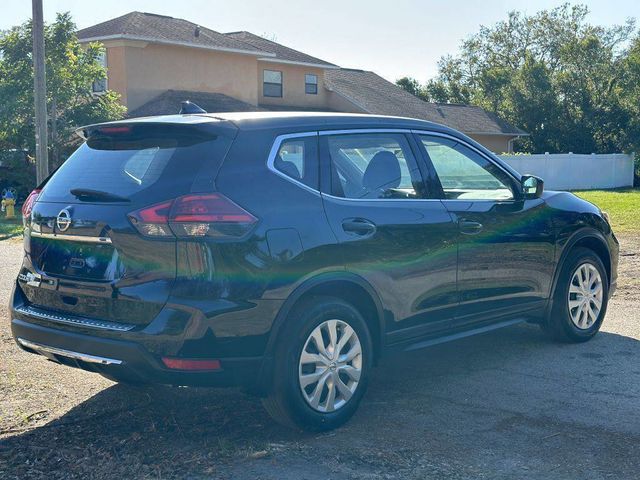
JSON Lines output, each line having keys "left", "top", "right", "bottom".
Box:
{"left": 620, "top": 35, "right": 640, "bottom": 181}
{"left": 0, "top": 12, "right": 126, "bottom": 173}
{"left": 396, "top": 76, "right": 427, "bottom": 100}
{"left": 397, "top": 4, "right": 638, "bottom": 155}
{"left": 505, "top": 55, "right": 561, "bottom": 153}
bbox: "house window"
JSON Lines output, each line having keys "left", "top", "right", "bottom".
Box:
{"left": 92, "top": 51, "right": 107, "bottom": 93}
{"left": 263, "top": 70, "right": 282, "bottom": 98}
{"left": 305, "top": 74, "right": 318, "bottom": 94}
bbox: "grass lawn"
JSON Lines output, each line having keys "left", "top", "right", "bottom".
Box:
{"left": 0, "top": 189, "right": 637, "bottom": 240}
{"left": 0, "top": 214, "right": 23, "bottom": 240}
{"left": 573, "top": 188, "right": 640, "bottom": 234}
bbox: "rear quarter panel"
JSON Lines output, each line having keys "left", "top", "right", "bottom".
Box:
{"left": 166, "top": 128, "right": 344, "bottom": 357}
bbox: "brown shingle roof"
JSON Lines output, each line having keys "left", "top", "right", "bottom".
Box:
{"left": 128, "top": 90, "right": 263, "bottom": 118}
{"left": 325, "top": 68, "right": 526, "bottom": 136}
{"left": 77, "top": 12, "right": 270, "bottom": 56}
{"left": 79, "top": 12, "right": 523, "bottom": 136}
{"left": 225, "top": 31, "right": 337, "bottom": 67}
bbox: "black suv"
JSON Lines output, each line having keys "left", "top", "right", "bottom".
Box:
{"left": 11, "top": 112, "right": 618, "bottom": 431}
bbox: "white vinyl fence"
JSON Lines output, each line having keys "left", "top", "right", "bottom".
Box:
{"left": 498, "top": 153, "right": 635, "bottom": 190}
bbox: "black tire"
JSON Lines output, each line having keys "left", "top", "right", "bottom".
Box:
{"left": 543, "top": 247, "right": 609, "bottom": 343}
{"left": 262, "top": 295, "right": 373, "bottom": 431}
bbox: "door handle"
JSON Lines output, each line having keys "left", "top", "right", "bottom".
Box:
{"left": 342, "top": 218, "right": 377, "bottom": 236}
{"left": 458, "top": 219, "right": 483, "bottom": 235}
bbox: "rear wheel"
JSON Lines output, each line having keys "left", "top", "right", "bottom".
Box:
{"left": 543, "top": 247, "right": 609, "bottom": 342}
{"left": 262, "top": 296, "right": 373, "bottom": 431}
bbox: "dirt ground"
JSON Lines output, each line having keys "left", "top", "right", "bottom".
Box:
{"left": 1, "top": 235, "right": 639, "bottom": 479}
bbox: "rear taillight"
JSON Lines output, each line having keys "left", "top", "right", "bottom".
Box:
{"left": 22, "top": 189, "right": 41, "bottom": 219}
{"left": 128, "top": 193, "right": 257, "bottom": 239}
{"left": 169, "top": 194, "right": 257, "bottom": 238}
{"left": 129, "top": 200, "right": 174, "bottom": 237}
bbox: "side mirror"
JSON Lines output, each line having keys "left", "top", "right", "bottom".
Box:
{"left": 521, "top": 175, "right": 544, "bottom": 199}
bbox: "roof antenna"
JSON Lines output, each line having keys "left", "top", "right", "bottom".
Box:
{"left": 180, "top": 101, "right": 206, "bottom": 114}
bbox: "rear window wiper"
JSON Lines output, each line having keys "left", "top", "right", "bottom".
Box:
{"left": 70, "top": 188, "right": 130, "bottom": 203}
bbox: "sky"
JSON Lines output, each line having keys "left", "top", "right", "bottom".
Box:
{"left": 2, "top": 0, "right": 639, "bottom": 83}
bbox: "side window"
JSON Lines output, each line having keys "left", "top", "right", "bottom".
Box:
{"left": 273, "top": 136, "right": 319, "bottom": 190}
{"left": 323, "top": 133, "right": 425, "bottom": 199}
{"left": 419, "top": 135, "right": 515, "bottom": 200}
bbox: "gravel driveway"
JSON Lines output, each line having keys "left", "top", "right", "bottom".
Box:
{"left": 1, "top": 236, "right": 639, "bottom": 479}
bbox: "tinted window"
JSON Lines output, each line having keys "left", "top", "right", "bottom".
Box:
{"left": 263, "top": 70, "right": 283, "bottom": 97}
{"left": 420, "top": 135, "right": 515, "bottom": 200}
{"left": 323, "top": 133, "right": 425, "bottom": 199}
{"left": 39, "top": 125, "right": 228, "bottom": 203}
{"left": 273, "top": 136, "right": 319, "bottom": 190}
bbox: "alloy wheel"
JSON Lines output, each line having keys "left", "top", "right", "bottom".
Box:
{"left": 568, "top": 262, "right": 603, "bottom": 329}
{"left": 298, "top": 319, "right": 362, "bottom": 413}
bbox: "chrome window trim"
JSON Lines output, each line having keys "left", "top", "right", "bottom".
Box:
{"left": 30, "top": 231, "right": 112, "bottom": 244}
{"left": 320, "top": 192, "right": 440, "bottom": 203}
{"left": 267, "top": 132, "right": 321, "bottom": 196}
{"left": 267, "top": 129, "right": 440, "bottom": 202}
{"left": 266, "top": 128, "right": 523, "bottom": 203}
{"left": 318, "top": 128, "right": 412, "bottom": 136}
{"left": 17, "top": 338, "right": 123, "bottom": 365}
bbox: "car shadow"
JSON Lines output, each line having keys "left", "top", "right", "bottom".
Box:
{"left": 2, "top": 323, "right": 640, "bottom": 479}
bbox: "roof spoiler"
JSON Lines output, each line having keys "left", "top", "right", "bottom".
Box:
{"left": 180, "top": 101, "right": 207, "bottom": 114}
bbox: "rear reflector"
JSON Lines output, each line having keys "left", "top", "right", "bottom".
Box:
{"left": 128, "top": 193, "right": 257, "bottom": 239}
{"left": 22, "top": 189, "right": 42, "bottom": 218}
{"left": 161, "top": 357, "right": 221, "bottom": 371}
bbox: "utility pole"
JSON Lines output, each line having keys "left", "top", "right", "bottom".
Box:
{"left": 32, "top": 0, "right": 49, "bottom": 184}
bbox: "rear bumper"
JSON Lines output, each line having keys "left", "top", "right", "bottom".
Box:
{"left": 10, "top": 317, "right": 262, "bottom": 388}
{"left": 9, "top": 276, "right": 273, "bottom": 388}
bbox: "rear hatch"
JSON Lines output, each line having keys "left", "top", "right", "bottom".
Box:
{"left": 20, "top": 120, "right": 235, "bottom": 326}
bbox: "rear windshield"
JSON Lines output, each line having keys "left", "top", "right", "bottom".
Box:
{"left": 39, "top": 124, "right": 232, "bottom": 203}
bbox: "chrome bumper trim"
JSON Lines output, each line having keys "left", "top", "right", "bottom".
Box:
{"left": 17, "top": 338, "right": 123, "bottom": 365}
{"left": 30, "top": 231, "right": 112, "bottom": 244}
{"left": 15, "top": 305, "right": 135, "bottom": 332}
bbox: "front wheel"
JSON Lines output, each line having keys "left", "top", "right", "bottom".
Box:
{"left": 262, "top": 296, "right": 373, "bottom": 431}
{"left": 543, "top": 247, "right": 609, "bottom": 343}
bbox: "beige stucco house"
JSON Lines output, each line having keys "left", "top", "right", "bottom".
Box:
{"left": 78, "top": 12, "right": 526, "bottom": 152}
